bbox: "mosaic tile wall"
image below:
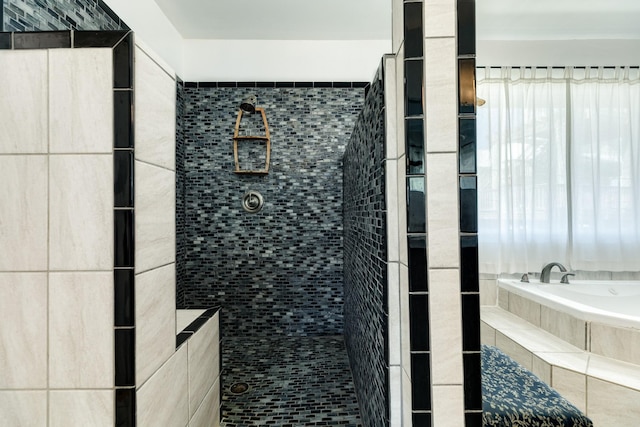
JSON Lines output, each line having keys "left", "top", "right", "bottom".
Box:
{"left": 175, "top": 80, "right": 186, "bottom": 308}
{"left": 180, "top": 86, "right": 364, "bottom": 336}
{"left": 2, "top": 0, "right": 126, "bottom": 32}
{"left": 343, "top": 66, "right": 389, "bottom": 427}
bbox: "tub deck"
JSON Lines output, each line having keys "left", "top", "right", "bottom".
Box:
{"left": 482, "top": 306, "right": 640, "bottom": 426}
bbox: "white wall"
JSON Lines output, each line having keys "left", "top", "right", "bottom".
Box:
{"left": 478, "top": 40, "right": 640, "bottom": 66}
{"left": 104, "top": 1, "right": 390, "bottom": 81}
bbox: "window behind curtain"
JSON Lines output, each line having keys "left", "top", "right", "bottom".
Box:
{"left": 477, "top": 67, "right": 640, "bottom": 274}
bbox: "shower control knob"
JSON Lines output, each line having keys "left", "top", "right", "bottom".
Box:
{"left": 242, "top": 190, "right": 264, "bottom": 213}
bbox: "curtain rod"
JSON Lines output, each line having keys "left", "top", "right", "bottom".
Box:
{"left": 477, "top": 66, "right": 640, "bottom": 69}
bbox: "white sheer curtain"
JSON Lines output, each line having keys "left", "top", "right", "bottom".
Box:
{"left": 477, "top": 67, "right": 640, "bottom": 274}
{"left": 570, "top": 67, "right": 640, "bottom": 271}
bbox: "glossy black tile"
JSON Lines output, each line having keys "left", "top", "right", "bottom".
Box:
{"left": 275, "top": 82, "right": 295, "bottom": 88}
{"left": 405, "top": 60, "right": 424, "bottom": 117}
{"left": 411, "top": 352, "right": 432, "bottom": 410}
{"left": 458, "top": 58, "right": 476, "bottom": 114}
{"left": 457, "top": 0, "right": 476, "bottom": 56}
{"left": 114, "top": 151, "right": 133, "bottom": 207}
{"left": 407, "top": 177, "right": 426, "bottom": 233}
{"left": 114, "top": 269, "right": 134, "bottom": 327}
{"left": 294, "top": 82, "right": 313, "bottom": 87}
{"left": 459, "top": 118, "right": 476, "bottom": 174}
{"left": 333, "top": 82, "right": 352, "bottom": 88}
{"left": 113, "top": 34, "right": 132, "bottom": 89}
{"left": 413, "top": 412, "right": 432, "bottom": 427}
{"left": 114, "top": 91, "right": 133, "bottom": 149}
{"left": 218, "top": 82, "right": 237, "bottom": 88}
{"left": 184, "top": 315, "right": 209, "bottom": 334}
{"left": 465, "top": 411, "right": 483, "bottom": 427}
{"left": 461, "top": 294, "right": 481, "bottom": 351}
{"left": 353, "top": 82, "right": 370, "bottom": 88}
{"left": 463, "top": 352, "right": 482, "bottom": 410}
{"left": 203, "top": 307, "right": 220, "bottom": 318}
{"left": 14, "top": 31, "right": 71, "bottom": 49}
{"left": 198, "top": 82, "right": 217, "bottom": 88}
{"left": 115, "top": 388, "right": 136, "bottom": 427}
{"left": 459, "top": 176, "right": 478, "bottom": 232}
{"left": 460, "top": 236, "right": 479, "bottom": 292}
{"left": 256, "top": 82, "right": 275, "bottom": 88}
{"left": 408, "top": 236, "right": 428, "bottom": 292}
{"left": 406, "top": 118, "right": 425, "bottom": 174}
{"left": 184, "top": 81, "right": 198, "bottom": 88}
{"left": 74, "top": 30, "right": 128, "bottom": 48}
{"left": 409, "top": 294, "right": 429, "bottom": 351}
{"left": 0, "top": 33, "right": 11, "bottom": 50}
{"left": 404, "top": 2, "right": 424, "bottom": 59}
{"left": 114, "top": 210, "right": 134, "bottom": 267}
{"left": 115, "top": 328, "right": 135, "bottom": 386}
{"left": 238, "top": 82, "right": 256, "bottom": 88}
{"left": 176, "top": 332, "right": 192, "bottom": 348}
{"left": 314, "top": 82, "right": 333, "bottom": 88}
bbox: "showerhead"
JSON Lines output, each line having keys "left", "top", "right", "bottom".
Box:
{"left": 240, "top": 95, "right": 257, "bottom": 113}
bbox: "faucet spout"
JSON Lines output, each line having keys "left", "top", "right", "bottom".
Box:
{"left": 540, "top": 262, "right": 567, "bottom": 283}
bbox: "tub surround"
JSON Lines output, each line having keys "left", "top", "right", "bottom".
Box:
{"left": 482, "top": 306, "right": 640, "bottom": 426}
{"left": 498, "top": 279, "right": 640, "bottom": 365}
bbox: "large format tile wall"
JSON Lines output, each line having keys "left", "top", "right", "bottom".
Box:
{"left": 343, "top": 64, "right": 388, "bottom": 425}
{"left": 179, "top": 84, "right": 364, "bottom": 336}
{"left": 0, "top": 31, "right": 130, "bottom": 426}
{"left": 2, "top": 0, "right": 127, "bottom": 32}
{"left": 0, "top": 28, "right": 221, "bottom": 426}
{"left": 390, "top": 0, "right": 481, "bottom": 425}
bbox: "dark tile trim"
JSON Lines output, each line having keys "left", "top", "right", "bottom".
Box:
{"left": 175, "top": 307, "right": 221, "bottom": 349}
{"left": 181, "top": 81, "right": 370, "bottom": 89}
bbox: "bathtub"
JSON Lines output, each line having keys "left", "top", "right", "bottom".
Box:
{"left": 498, "top": 279, "right": 640, "bottom": 330}
{"left": 497, "top": 278, "right": 640, "bottom": 365}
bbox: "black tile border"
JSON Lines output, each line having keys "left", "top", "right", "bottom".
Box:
{"left": 181, "top": 81, "right": 370, "bottom": 89}
{"left": 1, "top": 29, "right": 136, "bottom": 427}
{"left": 175, "top": 307, "right": 221, "bottom": 349}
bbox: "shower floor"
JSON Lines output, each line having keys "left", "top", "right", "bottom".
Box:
{"left": 221, "top": 335, "right": 363, "bottom": 426}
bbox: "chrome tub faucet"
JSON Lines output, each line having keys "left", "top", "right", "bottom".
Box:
{"left": 540, "top": 262, "right": 567, "bottom": 283}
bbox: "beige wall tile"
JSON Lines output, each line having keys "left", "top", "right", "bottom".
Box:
{"left": 532, "top": 355, "right": 551, "bottom": 384}
{"left": 136, "top": 263, "right": 176, "bottom": 386}
{"left": 49, "top": 154, "right": 113, "bottom": 270}
{"left": 591, "top": 323, "right": 640, "bottom": 365}
{"left": 480, "top": 321, "right": 496, "bottom": 346}
{"left": 50, "top": 390, "right": 113, "bottom": 427}
{"left": 540, "top": 306, "right": 586, "bottom": 349}
{"left": 479, "top": 278, "right": 497, "bottom": 306}
{"left": 0, "top": 50, "right": 48, "bottom": 154}
{"left": 426, "top": 153, "right": 459, "bottom": 268}
{"left": 0, "top": 273, "right": 47, "bottom": 388}
{"left": 424, "top": 0, "right": 456, "bottom": 38}
{"left": 137, "top": 345, "right": 189, "bottom": 427}
{"left": 432, "top": 385, "right": 465, "bottom": 427}
{"left": 188, "top": 313, "right": 220, "bottom": 417}
{"left": 587, "top": 378, "right": 640, "bottom": 427}
{"left": 49, "top": 272, "right": 113, "bottom": 388}
{"left": 189, "top": 377, "right": 221, "bottom": 427}
{"left": 507, "top": 293, "right": 541, "bottom": 326}
{"left": 49, "top": 49, "right": 113, "bottom": 154}
{"left": 135, "top": 47, "right": 176, "bottom": 170}
{"left": 496, "top": 331, "right": 532, "bottom": 370}
{"left": 135, "top": 161, "right": 176, "bottom": 273}
{"left": 0, "top": 391, "right": 47, "bottom": 426}
{"left": 388, "top": 262, "right": 402, "bottom": 366}
{"left": 551, "top": 367, "right": 586, "bottom": 412}
{"left": 429, "top": 269, "right": 463, "bottom": 384}
{"left": 424, "top": 38, "right": 457, "bottom": 153}
{"left": 0, "top": 156, "right": 48, "bottom": 271}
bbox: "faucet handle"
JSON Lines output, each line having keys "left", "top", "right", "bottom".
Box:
{"left": 560, "top": 273, "right": 576, "bottom": 284}
{"left": 520, "top": 273, "right": 529, "bottom": 283}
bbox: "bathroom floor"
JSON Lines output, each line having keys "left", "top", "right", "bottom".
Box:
{"left": 221, "top": 335, "right": 363, "bottom": 426}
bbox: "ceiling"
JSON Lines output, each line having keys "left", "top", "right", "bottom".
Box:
{"left": 153, "top": 0, "right": 640, "bottom": 41}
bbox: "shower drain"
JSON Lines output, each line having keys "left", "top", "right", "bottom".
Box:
{"left": 229, "top": 382, "right": 250, "bottom": 395}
